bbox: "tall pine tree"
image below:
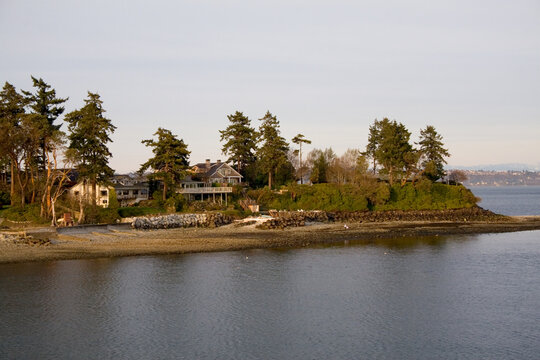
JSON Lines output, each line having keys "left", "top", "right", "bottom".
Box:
{"left": 373, "top": 119, "right": 415, "bottom": 185}
{"left": 418, "top": 125, "right": 449, "bottom": 181}
{"left": 219, "top": 111, "right": 257, "bottom": 176}
{"left": 65, "top": 92, "right": 116, "bottom": 208}
{"left": 292, "top": 133, "right": 311, "bottom": 184}
{"left": 257, "top": 111, "right": 289, "bottom": 188}
{"left": 0, "top": 82, "right": 27, "bottom": 205}
{"left": 22, "top": 76, "right": 68, "bottom": 170}
{"left": 139, "top": 128, "right": 190, "bottom": 202}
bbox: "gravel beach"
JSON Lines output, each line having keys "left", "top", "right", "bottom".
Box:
{"left": 2, "top": 216, "right": 540, "bottom": 264}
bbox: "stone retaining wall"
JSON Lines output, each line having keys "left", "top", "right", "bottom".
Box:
{"left": 258, "top": 207, "right": 505, "bottom": 229}
{"left": 131, "top": 213, "right": 233, "bottom": 230}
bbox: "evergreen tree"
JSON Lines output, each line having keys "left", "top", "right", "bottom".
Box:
{"left": 417, "top": 125, "right": 450, "bottom": 181}
{"left": 139, "top": 128, "right": 190, "bottom": 202}
{"left": 65, "top": 92, "right": 116, "bottom": 207}
{"left": 292, "top": 133, "right": 311, "bottom": 184}
{"left": 22, "top": 76, "right": 68, "bottom": 169}
{"left": 0, "top": 82, "right": 27, "bottom": 205}
{"left": 256, "top": 111, "right": 289, "bottom": 188}
{"left": 373, "top": 119, "right": 414, "bottom": 185}
{"left": 308, "top": 148, "right": 336, "bottom": 184}
{"left": 219, "top": 111, "right": 257, "bottom": 176}
{"left": 365, "top": 118, "right": 388, "bottom": 173}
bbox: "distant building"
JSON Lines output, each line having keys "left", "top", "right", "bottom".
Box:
{"left": 67, "top": 174, "right": 150, "bottom": 208}
{"left": 111, "top": 174, "right": 150, "bottom": 206}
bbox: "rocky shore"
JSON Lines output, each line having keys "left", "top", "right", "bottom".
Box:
{"left": 1, "top": 209, "right": 539, "bottom": 265}
{"left": 259, "top": 207, "right": 505, "bottom": 229}
{"left": 131, "top": 213, "right": 233, "bottom": 230}
{"left": 126, "top": 207, "right": 504, "bottom": 231}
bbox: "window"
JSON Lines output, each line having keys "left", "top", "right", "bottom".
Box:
{"left": 101, "top": 190, "right": 108, "bottom": 196}
{"left": 133, "top": 190, "right": 139, "bottom": 195}
{"left": 102, "top": 200, "right": 108, "bottom": 204}
{"left": 74, "top": 191, "right": 79, "bottom": 196}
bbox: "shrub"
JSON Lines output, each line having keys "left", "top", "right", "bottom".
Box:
{"left": 165, "top": 194, "right": 186, "bottom": 212}
{"left": 374, "top": 182, "right": 478, "bottom": 210}
{"left": 0, "top": 191, "right": 10, "bottom": 208}
{"left": 373, "top": 183, "right": 391, "bottom": 206}
{"left": 242, "top": 182, "right": 477, "bottom": 212}
{"left": 0, "top": 203, "right": 48, "bottom": 224}
{"left": 186, "top": 200, "right": 225, "bottom": 212}
{"left": 249, "top": 184, "right": 370, "bottom": 211}
{"left": 118, "top": 206, "right": 165, "bottom": 218}
{"left": 84, "top": 205, "right": 120, "bottom": 224}
{"left": 108, "top": 188, "right": 120, "bottom": 209}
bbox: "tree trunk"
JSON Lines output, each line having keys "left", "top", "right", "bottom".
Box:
{"left": 78, "top": 181, "right": 86, "bottom": 223}
{"left": 46, "top": 156, "right": 52, "bottom": 213}
{"left": 30, "top": 167, "right": 36, "bottom": 204}
{"left": 40, "top": 191, "right": 47, "bottom": 218}
{"left": 10, "top": 161, "right": 15, "bottom": 206}
{"left": 51, "top": 198, "right": 57, "bottom": 226}
{"left": 92, "top": 179, "right": 97, "bottom": 206}
{"left": 163, "top": 181, "right": 167, "bottom": 202}
{"left": 299, "top": 145, "right": 303, "bottom": 184}
{"left": 18, "top": 173, "right": 25, "bottom": 207}
{"left": 268, "top": 171, "right": 273, "bottom": 189}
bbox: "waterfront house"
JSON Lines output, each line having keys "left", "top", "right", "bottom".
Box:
{"left": 191, "top": 159, "right": 242, "bottom": 184}
{"left": 178, "top": 159, "right": 242, "bottom": 203}
{"left": 68, "top": 181, "right": 111, "bottom": 208}
{"left": 111, "top": 174, "right": 150, "bottom": 206}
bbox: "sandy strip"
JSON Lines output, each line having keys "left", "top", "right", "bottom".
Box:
{"left": 1, "top": 217, "right": 540, "bottom": 264}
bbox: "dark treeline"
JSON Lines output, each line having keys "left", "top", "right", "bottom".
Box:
{"left": 0, "top": 77, "right": 115, "bottom": 224}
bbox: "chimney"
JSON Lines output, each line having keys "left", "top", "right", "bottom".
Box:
{"left": 205, "top": 159, "right": 211, "bottom": 168}
{"left": 217, "top": 159, "right": 221, "bottom": 164}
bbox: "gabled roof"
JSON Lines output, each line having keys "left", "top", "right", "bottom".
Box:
{"left": 113, "top": 182, "right": 149, "bottom": 190}
{"left": 191, "top": 162, "right": 242, "bottom": 178}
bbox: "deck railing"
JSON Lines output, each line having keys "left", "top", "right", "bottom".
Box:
{"left": 178, "top": 187, "right": 232, "bottom": 194}
{"left": 116, "top": 194, "right": 149, "bottom": 200}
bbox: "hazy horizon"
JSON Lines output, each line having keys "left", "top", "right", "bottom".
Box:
{"left": 1, "top": 1, "right": 539, "bottom": 173}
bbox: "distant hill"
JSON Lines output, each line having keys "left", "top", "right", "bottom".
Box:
{"left": 448, "top": 163, "right": 540, "bottom": 172}
{"left": 457, "top": 170, "right": 540, "bottom": 186}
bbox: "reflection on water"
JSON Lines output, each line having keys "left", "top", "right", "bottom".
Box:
{"left": 1, "top": 232, "right": 539, "bottom": 359}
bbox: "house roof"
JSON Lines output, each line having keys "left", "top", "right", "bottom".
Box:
{"left": 192, "top": 162, "right": 242, "bottom": 179}
{"left": 113, "top": 182, "right": 149, "bottom": 190}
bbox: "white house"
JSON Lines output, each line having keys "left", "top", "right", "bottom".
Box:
{"left": 68, "top": 182, "right": 111, "bottom": 208}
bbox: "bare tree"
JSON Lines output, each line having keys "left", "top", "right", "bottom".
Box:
{"left": 448, "top": 170, "right": 468, "bottom": 184}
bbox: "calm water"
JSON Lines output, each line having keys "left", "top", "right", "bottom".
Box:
{"left": 1, "top": 231, "right": 540, "bottom": 359}
{"left": 471, "top": 186, "right": 540, "bottom": 216}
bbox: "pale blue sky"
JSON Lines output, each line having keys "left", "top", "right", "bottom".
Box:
{"left": 1, "top": 0, "right": 539, "bottom": 172}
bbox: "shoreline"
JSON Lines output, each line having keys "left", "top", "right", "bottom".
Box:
{"left": 2, "top": 216, "right": 540, "bottom": 264}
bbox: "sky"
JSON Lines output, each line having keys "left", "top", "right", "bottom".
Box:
{"left": 1, "top": 0, "right": 539, "bottom": 172}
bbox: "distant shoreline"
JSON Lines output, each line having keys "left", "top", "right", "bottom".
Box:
{"left": 1, "top": 216, "right": 540, "bottom": 265}
{"left": 466, "top": 184, "right": 540, "bottom": 187}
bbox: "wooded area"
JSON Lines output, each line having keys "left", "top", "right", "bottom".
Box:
{"left": 1, "top": 76, "right": 458, "bottom": 224}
